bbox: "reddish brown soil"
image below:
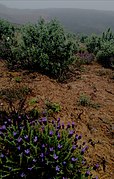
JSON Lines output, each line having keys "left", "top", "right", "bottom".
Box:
{"left": 0, "top": 60, "right": 114, "bottom": 179}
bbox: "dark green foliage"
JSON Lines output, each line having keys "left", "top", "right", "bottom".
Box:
{"left": 85, "top": 28, "right": 114, "bottom": 68}
{"left": 1, "top": 18, "right": 77, "bottom": 79}
{"left": 96, "top": 41, "right": 114, "bottom": 68}
{"left": 0, "top": 19, "right": 15, "bottom": 39}
{"left": 85, "top": 34, "right": 101, "bottom": 55}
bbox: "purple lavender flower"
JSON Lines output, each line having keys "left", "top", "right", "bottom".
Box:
{"left": 18, "top": 115, "right": 21, "bottom": 119}
{"left": 57, "top": 118, "right": 60, "bottom": 123}
{"left": 0, "top": 153, "right": 5, "bottom": 158}
{"left": 78, "top": 134, "right": 82, "bottom": 140}
{"left": 57, "top": 124, "right": 61, "bottom": 129}
{"left": 42, "top": 110, "right": 47, "bottom": 116}
{"left": 28, "top": 167, "right": 33, "bottom": 171}
{"left": 82, "top": 160, "right": 86, "bottom": 165}
{"left": 62, "top": 123, "right": 64, "bottom": 129}
{"left": 33, "top": 158, "right": 37, "bottom": 163}
{"left": 52, "top": 120, "right": 55, "bottom": 124}
{"left": 93, "top": 164, "right": 99, "bottom": 170}
{"left": 8, "top": 167, "right": 12, "bottom": 171}
{"left": 0, "top": 125, "right": 6, "bottom": 131}
{"left": 42, "top": 144, "right": 45, "bottom": 148}
{"left": 74, "top": 134, "right": 79, "bottom": 142}
{"left": 49, "top": 147, "right": 54, "bottom": 152}
{"left": 0, "top": 131, "right": 3, "bottom": 137}
{"left": 38, "top": 119, "right": 42, "bottom": 125}
{"left": 58, "top": 144, "right": 62, "bottom": 150}
{"left": 81, "top": 146, "right": 88, "bottom": 155}
{"left": 13, "top": 131, "right": 17, "bottom": 137}
{"left": 42, "top": 126, "right": 45, "bottom": 131}
{"left": 40, "top": 153, "right": 44, "bottom": 158}
{"left": 71, "top": 157, "right": 78, "bottom": 162}
{"left": 56, "top": 130, "right": 59, "bottom": 135}
{"left": 17, "top": 146, "right": 21, "bottom": 151}
{"left": 24, "top": 135, "right": 29, "bottom": 141}
{"left": 56, "top": 165, "right": 60, "bottom": 172}
{"left": 8, "top": 118, "right": 11, "bottom": 123}
{"left": 17, "top": 137, "right": 22, "bottom": 143}
{"left": 66, "top": 122, "right": 70, "bottom": 129}
{"left": 62, "top": 161, "right": 66, "bottom": 166}
{"left": 53, "top": 154, "right": 58, "bottom": 160}
{"left": 20, "top": 172, "right": 26, "bottom": 178}
{"left": 72, "top": 122, "right": 75, "bottom": 128}
{"left": 68, "top": 130, "right": 74, "bottom": 138}
{"left": 71, "top": 145, "right": 76, "bottom": 152}
{"left": 34, "top": 136, "right": 38, "bottom": 143}
{"left": 4, "top": 121, "right": 7, "bottom": 125}
{"left": 49, "top": 130, "right": 54, "bottom": 137}
{"left": 57, "top": 133, "right": 60, "bottom": 140}
{"left": 85, "top": 170, "right": 90, "bottom": 177}
{"left": 42, "top": 117, "right": 47, "bottom": 125}
{"left": 24, "top": 149, "right": 30, "bottom": 155}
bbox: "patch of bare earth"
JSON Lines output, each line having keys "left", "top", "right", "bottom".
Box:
{"left": 0, "top": 60, "right": 114, "bottom": 179}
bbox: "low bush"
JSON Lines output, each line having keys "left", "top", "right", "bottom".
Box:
{"left": 76, "top": 52, "right": 95, "bottom": 65}
{"left": 0, "top": 85, "right": 31, "bottom": 113}
{"left": 78, "top": 94, "right": 100, "bottom": 109}
{"left": 0, "top": 112, "right": 99, "bottom": 179}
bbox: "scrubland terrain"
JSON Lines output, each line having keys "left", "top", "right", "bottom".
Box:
{"left": 0, "top": 59, "right": 114, "bottom": 179}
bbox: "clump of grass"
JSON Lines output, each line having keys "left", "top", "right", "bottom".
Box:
{"left": 14, "top": 76, "right": 22, "bottom": 83}
{"left": 0, "top": 85, "right": 31, "bottom": 113}
{"left": 29, "top": 98, "right": 38, "bottom": 105}
{"left": 78, "top": 93, "right": 100, "bottom": 109}
{"left": 45, "top": 100, "right": 61, "bottom": 115}
{"left": 78, "top": 94, "right": 91, "bottom": 107}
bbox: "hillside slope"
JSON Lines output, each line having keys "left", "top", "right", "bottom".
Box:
{"left": 0, "top": 59, "right": 114, "bottom": 178}
{"left": 1, "top": 4, "right": 114, "bottom": 34}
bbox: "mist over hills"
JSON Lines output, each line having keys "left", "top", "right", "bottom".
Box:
{"left": 0, "top": 4, "right": 114, "bottom": 34}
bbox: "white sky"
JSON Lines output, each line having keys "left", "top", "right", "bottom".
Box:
{"left": 0, "top": 1, "right": 114, "bottom": 11}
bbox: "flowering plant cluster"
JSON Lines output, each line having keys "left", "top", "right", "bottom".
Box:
{"left": 0, "top": 112, "right": 99, "bottom": 179}
{"left": 76, "top": 52, "right": 94, "bottom": 65}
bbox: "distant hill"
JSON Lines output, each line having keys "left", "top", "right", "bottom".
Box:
{"left": 1, "top": 4, "right": 114, "bottom": 34}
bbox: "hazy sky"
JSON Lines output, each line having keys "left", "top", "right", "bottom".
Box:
{"left": 0, "top": 0, "right": 114, "bottom": 11}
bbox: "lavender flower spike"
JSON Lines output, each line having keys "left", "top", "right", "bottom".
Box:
{"left": 56, "top": 165, "right": 60, "bottom": 172}
{"left": 53, "top": 154, "right": 58, "bottom": 160}
{"left": 24, "top": 149, "right": 30, "bottom": 155}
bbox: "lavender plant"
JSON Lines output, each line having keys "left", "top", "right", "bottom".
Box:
{"left": 0, "top": 113, "right": 99, "bottom": 179}
{"left": 76, "top": 52, "right": 95, "bottom": 65}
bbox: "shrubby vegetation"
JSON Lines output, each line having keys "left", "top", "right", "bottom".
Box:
{"left": 0, "top": 109, "right": 99, "bottom": 179}
{"left": 0, "top": 18, "right": 77, "bottom": 79}
{"left": 0, "top": 19, "right": 114, "bottom": 80}
{"left": 84, "top": 28, "right": 114, "bottom": 68}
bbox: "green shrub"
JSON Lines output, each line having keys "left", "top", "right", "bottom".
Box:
{"left": 85, "top": 34, "right": 101, "bottom": 55}
{"left": 2, "top": 18, "right": 77, "bottom": 78}
{"left": 0, "top": 19, "right": 15, "bottom": 39}
{"left": 96, "top": 41, "right": 114, "bottom": 68}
